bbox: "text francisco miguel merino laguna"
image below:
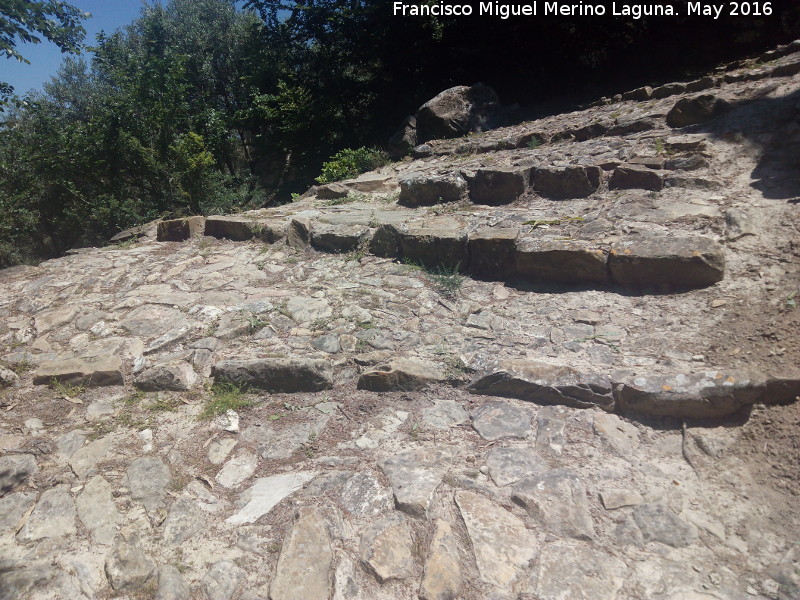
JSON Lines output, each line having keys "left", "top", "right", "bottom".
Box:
{"left": 393, "top": 2, "right": 749, "bottom": 19}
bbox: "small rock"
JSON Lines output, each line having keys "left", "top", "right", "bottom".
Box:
{"left": 127, "top": 456, "right": 172, "bottom": 514}
{"left": 358, "top": 357, "right": 447, "bottom": 391}
{"left": 725, "top": 207, "right": 756, "bottom": 241}
{"left": 0, "top": 454, "right": 37, "bottom": 496}
{"left": 600, "top": 489, "right": 644, "bottom": 510}
{"left": 485, "top": 446, "right": 546, "bottom": 487}
{"left": 340, "top": 472, "right": 393, "bottom": 517}
{"left": 216, "top": 450, "right": 258, "bottom": 489}
{"left": 379, "top": 449, "right": 446, "bottom": 518}
{"left": 104, "top": 540, "right": 156, "bottom": 592}
{"left": 419, "top": 519, "right": 463, "bottom": 600}
{"left": 455, "top": 490, "right": 536, "bottom": 590}
{"left": 536, "top": 405, "right": 568, "bottom": 455}
{"left": 202, "top": 560, "right": 246, "bottom": 600}
{"left": 270, "top": 507, "right": 333, "bottom": 600}
{"left": 16, "top": 485, "right": 77, "bottom": 543}
{"left": 532, "top": 542, "right": 627, "bottom": 600}
{"left": 0, "top": 492, "right": 37, "bottom": 534}
{"left": 226, "top": 472, "right": 316, "bottom": 526}
{"left": 134, "top": 361, "right": 198, "bottom": 391}
{"left": 76, "top": 476, "right": 121, "bottom": 545}
{"left": 632, "top": 503, "right": 698, "bottom": 548}
{"left": 471, "top": 401, "right": 532, "bottom": 441}
{"left": 163, "top": 497, "right": 203, "bottom": 545}
{"left": 512, "top": 470, "right": 594, "bottom": 540}
{"left": 360, "top": 514, "right": 415, "bottom": 582}
{"left": 421, "top": 399, "right": 469, "bottom": 429}
{"left": 208, "top": 438, "right": 238, "bottom": 465}
{"left": 156, "top": 565, "right": 190, "bottom": 600}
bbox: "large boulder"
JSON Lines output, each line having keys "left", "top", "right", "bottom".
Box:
{"left": 388, "top": 116, "right": 417, "bottom": 159}
{"left": 666, "top": 94, "right": 731, "bottom": 128}
{"left": 416, "top": 84, "right": 503, "bottom": 143}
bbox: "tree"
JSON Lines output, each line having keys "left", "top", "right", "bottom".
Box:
{"left": 0, "top": 0, "right": 89, "bottom": 101}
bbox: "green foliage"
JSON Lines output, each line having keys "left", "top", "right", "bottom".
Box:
{"left": 199, "top": 380, "right": 252, "bottom": 420}
{"left": 0, "top": 0, "right": 88, "bottom": 102}
{"left": 316, "top": 147, "right": 389, "bottom": 184}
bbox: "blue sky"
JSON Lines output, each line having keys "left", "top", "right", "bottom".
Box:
{"left": 2, "top": 0, "right": 161, "bottom": 96}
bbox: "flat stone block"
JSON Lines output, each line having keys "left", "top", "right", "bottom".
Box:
{"left": 157, "top": 217, "right": 206, "bottom": 242}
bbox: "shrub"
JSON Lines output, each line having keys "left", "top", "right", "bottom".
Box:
{"left": 316, "top": 147, "right": 389, "bottom": 184}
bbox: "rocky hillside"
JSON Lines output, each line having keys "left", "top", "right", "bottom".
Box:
{"left": 1, "top": 41, "right": 800, "bottom": 600}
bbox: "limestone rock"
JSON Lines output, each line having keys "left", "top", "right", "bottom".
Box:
{"left": 163, "top": 497, "right": 203, "bottom": 546}
{"left": 609, "top": 234, "right": 724, "bottom": 290}
{"left": 214, "top": 358, "right": 333, "bottom": 392}
{"left": 389, "top": 115, "right": 417, "bottom": 159}
{"left": 535, "top": 405, "right": 568, "bottom": 455}
{"left": 0, "top": 491, "right": 37, "bottom": 533}
{"left": 127, "top": 456, "right": 172, "bottom": 514}
{"left": 531, "top": 542, "right": 627, "bottom": 600}
{"left": 270, "top": 507, "right": 333, "bottom": 600}
{"left": 202, "top": 560, "right": 245, "bottom": 600}
{"left": 486, "top": 446, "right": 546, "bottom": 487}
{"left": 0, "top": 365, "right": 19, "bottom": 387}
{"left": 667, "top": 94, "right": 731, "bottom": 128}
{"left": 226, "top": 472, "right": 316, "bottom": 525}
{"left": 33, "top": 355, "right": 124, "bottom": 387}
{"left": 0, "top": 454, "right": 37, "bottom": 496}
{"left": 360, "top": 514, "right": 415, "bottom": 582}
{"left": 379, "top": 449, "right": 446, "bottom": 518}
{"left": 511, "top": 470, "right": 595, "bottom": 540}
{"left": 0, "top": 566, "right": 86, "bottom": 600}
{"left": 532, "top": 165, "right": 602, "bottom": 199}
{"left": 419, "top": 519, "right": 462, "bottom": 600}
{"left": 398, "top": 227, "right": 468, "bottom": 271}
{"left": 469, "top": 360, "right": 614, "bottom": 410}
{"left": 455, "top": 490, "right": 536, "bottom": 591}
{"left": 468, "top": 227, "right": 519, "bottom": 280}
{"left": 421, "top": 399, "right": 469, "bottom": 429}
{"left": 614, "top": 371, "right": 764, "bottom": 418}
{"left": 415, "top": 83, "right": 502, "bottom": 142}
{"left": 600, "top": 489, "right": 645, "bottom": 510}
{"left": 398, "top": 173, "right": 467, "bottom": 207}
{"left": 16, "top": 485, "right": 77, "bottom": 543}
{"left": 515, "top": 238, "right": 609, "bottom": 286}
{"left": 358, "top": 357, "right": 447, "bottom": 392}
{"left": 156, "top": 565, "right": 190, "bottom": 600}
{"left": 340, "top": 472, "right": 393, "bottom": 517}
{"left": 69, "top": 435, "right": 114, "bottom": 480}
{"left": 216, "top": 450, "right": 258, "bottom": 489}
{"left": 467, "top": 167, "right": 530, "bottom": 205}
{"left": 121, "top": 304, "right": 192, "bottom": 339}
{"left": 76, "top": 476, "right": 120, "bottom": 545}
{"left": 204, "top": 216, "right": 260, "bottom": 241}
{"left": 104, "top": 540, "right": 155, "bottom": 592}
{"left": 609, "top": 165, "right": 665, "bottom": 191}
{"left": 134, "top": 361, "right": 197, "bottom": 391}
{"left": 310, "top": 222, "right": 370, "bottom": 254}
{"left": 470, "top": 401, "right": 532, "bottom": 441}
{"left": 157, "top": 216, "right": 206, "bottom": 241}
{"left": 632, "top": 503, "right": 698, "bottom": 548}
{"left": 593, "top": 413, "right": 640, "bottom": 456}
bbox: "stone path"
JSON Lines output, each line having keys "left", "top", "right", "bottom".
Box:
{"left": 1, "top": 41, "right": 800, "bottom": 600}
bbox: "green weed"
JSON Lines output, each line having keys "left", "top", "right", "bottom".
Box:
{"left": 199, "top": 381, "right": 253, "bottom": 420}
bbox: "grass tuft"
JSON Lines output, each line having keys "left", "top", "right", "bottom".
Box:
{"left": 199, "top": 380, "right": 252, "bottom": 420}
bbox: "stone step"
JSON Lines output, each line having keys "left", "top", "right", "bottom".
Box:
{"left": 158, "top": 214, "right": 726, "bottom": 292}
{"left": 469, "top": 362, "right": 800, "bottom": 419}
